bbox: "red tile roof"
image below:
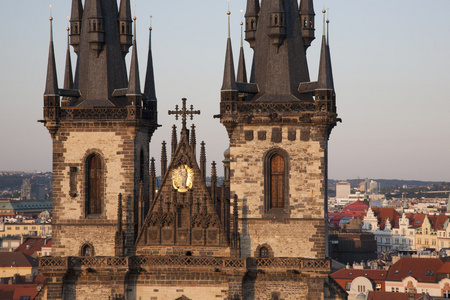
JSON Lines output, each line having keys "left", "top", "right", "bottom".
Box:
{"left": 343, "top": 200, "right": 369, "bottom": 213}
{"left": 0, "top": 284, "right": 41, "bottom": 300}
{"left": 331, "top": 268, "right": 388, "bottom": 281}
{"left": 367, "top": 291, "right": 427, "bottom": 300}
{"left": 386, "top": 257, "right": 443, "bottom": 282}
{"left": 437, "top": 262, "right": 450, "bottom": 274}
{"left": 14, "top": 237, "right": 51, "bottom": 256}
{"left": 0, "top": 252, "right": 38, "bottom": 268}
{"left": 371, "top": 207, "right": 401, "bottom": 229}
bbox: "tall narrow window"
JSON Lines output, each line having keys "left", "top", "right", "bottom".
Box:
{"left": 87, "top": 154, "right": 102, "bottom": 215}
{"left": 270, "top": 154, "right": 284, "bottom": 209}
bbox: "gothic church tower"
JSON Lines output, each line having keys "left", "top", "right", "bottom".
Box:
{"left": 42, "top": 0, "right": 158, "bottom": 257}
{"left": 219, "top": 0, "right": 338, "bottom": 260}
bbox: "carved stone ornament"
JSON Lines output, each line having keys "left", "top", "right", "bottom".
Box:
{"left": 172, "top": 164, "right": 194, "bottom": 193}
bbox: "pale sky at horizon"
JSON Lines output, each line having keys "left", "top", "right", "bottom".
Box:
{"left": 0, "top": 0, "right": 449, "bottom": 182}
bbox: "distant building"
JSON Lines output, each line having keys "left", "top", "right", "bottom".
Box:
{"left": 20, "top": 179, "right": 31, "bottom": 200}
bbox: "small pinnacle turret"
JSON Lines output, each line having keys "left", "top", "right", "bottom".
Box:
{"left": 118, "top": 0, "right": 132, "bottom": 54}
{"left": 62, "top": 27, "right": 74, "bottom": 106}
{"left": 244, "top": 0, "right": 260, "bottom": 48}
{"left": 127, "top": 17, "right": 141, "bottom": 98}
{"left": 268, "top": 0, "right": 287, "bottom": 48}
{"left": 45, "top": 17, "right": 58, "bottom": 96}
{"left": 299, "top": 0, "right": 315, "bottom": 51}
{"left": 87, "top": 0, "right": 105, "bottom": 53}
{"left": 221, "top": 11, "right": 239, "bottom": 107}
{"left": 237, "top": 20, "right": 247, "bottom": 84}
{"left": 69, "top": 0, "right": 83, "bottom": 53}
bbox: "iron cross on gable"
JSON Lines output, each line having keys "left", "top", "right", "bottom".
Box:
{"left": 168, "top": 98, "right": 200, "bottom": 129}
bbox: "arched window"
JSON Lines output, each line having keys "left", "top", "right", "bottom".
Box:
{"left": 260, "top": 246, "right": 269, "bottom": 258}
{"left": 86, "top": 153, "right": 102, "bottom": 215}
{"left": 270, "top": 154, "right": 285, "bottom": 209}
{"left": 264, "top": 149, "right": 289, "bottom": 214}
{"left": 81, "top": 244, "right": 94, "bottom": 256}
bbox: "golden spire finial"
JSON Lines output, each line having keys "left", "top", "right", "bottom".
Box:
{"left": 227, "top": 0, "right": 231, "bottom": 38}
{"left": 149, "top": 15, "right": 153, "bottom": 31}
{"left": 133, "top": 4, "right": 137, "bottom": 21}
{"left": 240, "top": 9, "right": 244, "bottom": 47}
{"left": 66, "top": 15, "right": 70, "bottom": 31}
{"left": 49, "top": 4, "right": 53, "bottom": 21}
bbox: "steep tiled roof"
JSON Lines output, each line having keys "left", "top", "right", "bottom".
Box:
{"left": 367, "top": 291, "right": 427, "bottom": 300}
{"left": 437, "top": 262, "right": 450, "bottom": 274}
{"left": 0, "top": 252, "right": 38, "bottom": 268}
{"left": 14, "top": 237, "right": 50, "bottom": 256}
{"left": 343, "top": 200, "right": 369, "bottom": 212}
{"left": 0, "top": 284, "right": 40, "bottom": 300}
{"left": 331, "top": 268, "right": 387, "bottom": 281}
{"left": 386, "top": 257, "right": 443, "bottom": 282}
{"left": 371, "top": 207, "right": 401, "bottom": 229}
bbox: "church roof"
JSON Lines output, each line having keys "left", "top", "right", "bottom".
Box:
{"left": 386, "top": 257, "right": 443, "bottom": 282}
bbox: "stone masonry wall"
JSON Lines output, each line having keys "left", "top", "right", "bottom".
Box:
{"left": 51, "top": 121, "right": 142, "bottom": 256}
{"left": 230, "top": 124, "right": 328, "bottom": 259}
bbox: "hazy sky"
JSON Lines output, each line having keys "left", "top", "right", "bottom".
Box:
{"left": 0, "top": 0, "right": 449, "bottom": 181}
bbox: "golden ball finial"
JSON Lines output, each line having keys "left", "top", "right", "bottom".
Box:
{"left": 322, "top": 9, "right": 326, "bottom": 14}
{"left": 133, "top": 16, "right": 136, "bottom": 20}
{"left": 67, "top": 27, "right": 70, "bottom": 31}
{"left": 149, "top": 27, "right": 152, "bottom": 31}
{"left": 49, "top": 17, "right": 53, "bottom": 21}
{"left": 326, "top": 19, "right": 330, "bottom": 23}
{"left": 227, "top": 11, "right": 231, "bottom": 15}
{"left": 240, "top": 21, "right": 243, "bottom": 26}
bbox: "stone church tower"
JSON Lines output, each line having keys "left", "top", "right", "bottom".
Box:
{"left": 42, "top": 0, "right": 157, "bottom": 258}
{"left": 219, "top": 0, "right": 338, "bottom": 260}
{"left": 39, "top": 0, "right": 345, "bottom": 299}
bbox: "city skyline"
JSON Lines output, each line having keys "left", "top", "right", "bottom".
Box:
{"left": 0, "top": 0, "right": 449, "bottom": 181}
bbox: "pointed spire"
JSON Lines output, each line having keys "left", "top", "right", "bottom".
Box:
{"left": 200, "top": 141, "right": 206, "bottom": 180}
{"left": 62, "top": 26, "right": 74, "bottom": 106}
{"left": 317, "top": 10, "right": 334, "bottom": 90}
{"left": 171, "top": 125, "right": 178, "bottom": 159}
{"left": 45, "top": 13, "right": 59, "bottom": 96}
{"left": 211, "top": 161, "right": 218, "bottom": 207}
{"left": 144, "top": 17, "right": 157, "bottom": 101}
{"left": 221, "top": 11, "right": 238, "bottom": 91}
{"left": 161, "top": 141, "right": 167, "bottom": 177}
{"left": 237, "top": 19, "right": 247, "bottom": 83}
{"left": 190, "top": 124, "right": 197, "bottom": 157}
{"left": 127, "top": 15, "right": 141, "bottom": 95}
{"left": 149, "top": 157, "right": 156, "bottom": 203}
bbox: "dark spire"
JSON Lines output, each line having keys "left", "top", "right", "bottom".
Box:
{"left": 149, "top": 157, "right": 156, "bottom": 203}
{"left": 211, "top": 161, "right": 217, "bottom": 207}
{"left": 161, "top": 141, "right": 167, "bottom": 177}
{"left": 237, "top": 20, "right": 247, "bottom": 84}
{"left": 200, "top": 141, "right": 206, "bottom": 180}
{"left": 190, "top": 124, "right": 197, "bottom": 157}
{"left": 73, "top": 0, "right": 128, "bottom": 106}
{"left": 69, "top": 0, "right": 83, "bottom": 53}
{"left": 221, "top": 11, "right": 237, "bottom": 92}
{"left": 299, "top": 0, "right": 315, "bottom": 51}
{"left": 244, "top": 0, "right": 260, "bottom": 48}
{"left": 171, "top": 125, "right": 178, "bottom": 159}
{"left": 118, "top": 0, "right": 132, "bottom": 54}
{"left": 250, "top": 0, "right": 311, "bottom": 102}
{"left": 45, "top": 15, "right": 59, "bottom": 96}
{"left": 144, "top": 19, "right": 157, "bottom": 101}
{"left": 62, "top": 27, "right": 74, "bottom": 106}
{"left": 127, "top": 16, "right": 141, "bottom": 96}
{"left": 317, "top": 11, "right": 334, "bottom": 90}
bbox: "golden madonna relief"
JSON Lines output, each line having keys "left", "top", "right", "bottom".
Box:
{"left": 172, "top": 164, "right": 194, "bottom": 193}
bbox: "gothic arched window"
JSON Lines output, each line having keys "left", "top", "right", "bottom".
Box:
{"left": 270, "top": 154, "right": 285, "bottom": 209}
{"left": 264, "top": 149, "right": 289, "bottom": 214}
{"left": 86, "top": 153, "right": 102, "bottom": 215}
